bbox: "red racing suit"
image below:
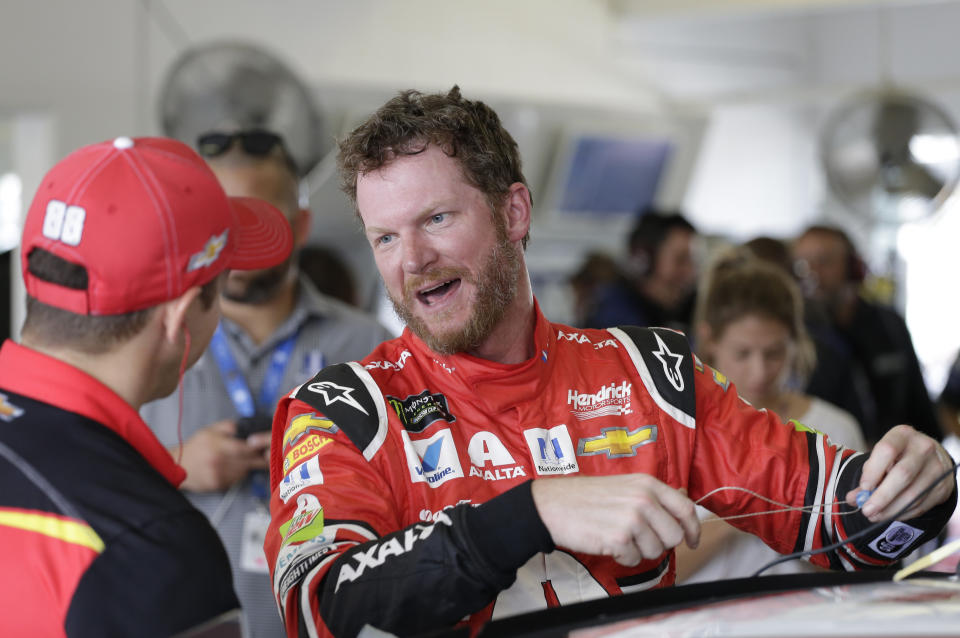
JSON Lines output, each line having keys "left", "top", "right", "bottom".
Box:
{"left": 264, "top": 304, "right": 954, "bottom": 637}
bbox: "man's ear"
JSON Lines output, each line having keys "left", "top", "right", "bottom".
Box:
{"left": 503, "top": 183, "right": 532, "bottom": 244}
{"left": 293, "top": 209, "right": 311, "bottom": 248}
{"left": 161, "top": 286, "right": 203, "bottom": 344}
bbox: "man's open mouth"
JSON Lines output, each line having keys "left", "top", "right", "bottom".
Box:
{"left": 416, "top": 278, "right": 461, "bottom": 306}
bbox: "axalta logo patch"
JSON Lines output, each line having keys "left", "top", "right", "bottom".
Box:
{"left": 335, "top": 514, "right": 453, "bottom": 592}
{"left": 365, "top": 350, "right": 412, "bottom": 372}
{"left": 187, "top": 229, "right": 228, "bottom": 271}
{"left": 283, "top": 434, "right": 333, "bottom": 473}
{"left": 387, "top": 390, "right": 455, "bottom": 433}
{"left": 578, "top": 425, "right": 657, "bottom": 459}
{"left": 467, "top": 431, "right": 526, "bottom": 481}
{"left": 279, "top": 456, "right": 324, "bottom": 503}
{"left": 279, "top": 493, "right": 324, "bottom": 546}
{"left": 282, "top": 412, "right": 338, "bottom": 451}
{"left": 0, "top": 393, "right": 24, "bottom": 422}
{"left": 402, "top": 429, "right": 464, "bottom": 487}
{"left": 557, "top": 330, "right": 619, "bottom": 350}
{"left": 523, "top": 424, "right": 579, "bottom": 475}
{"left": 567, "top": 381, "right": 632, "bottom": 420}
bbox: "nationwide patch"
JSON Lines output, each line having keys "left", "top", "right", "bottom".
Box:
{"left": 279, "top": 456, "right": 324, "bottom": 503}
{"left": 283, "top": 413, "right": 339, "bottom": 451}
{"left": 523, "top": 424, "right": 579, "bottom": 476}
{"left": 387, "top": 390, "right": 455, "bottom": 433}
{"left": 577, "top": 425, "right": 657, "bottom": 459}
{"left": 283, "top": 434, "right": 334, "bottom": 473}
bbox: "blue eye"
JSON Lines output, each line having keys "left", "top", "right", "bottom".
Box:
{"left": 430, "top": 213, "right": 446, "bottom": 224}
{"left": 376, "top": 235, "right": 393, "bottom": 246}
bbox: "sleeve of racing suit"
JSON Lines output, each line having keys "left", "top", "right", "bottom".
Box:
{"left": 689, "top": 360, "right": 956, "bottom": 572}
{"left": 690, "top": 365, "right": 956, "bottom": 570}
{"left": 265, "top": 369, "right": 554, "bottom": 638}
{"left": 319, "top": 480, "right": 553, "bottom": 637}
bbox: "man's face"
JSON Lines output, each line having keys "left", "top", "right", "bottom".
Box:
{"left": 792, "top": 231, "right": 850, "bottom": 302}
{"left": 212, "top": 161, "right": 301, "bottom": 304}
{"left": 648, "top": 229, "right": 697, "bottom": 307}
{"left": 356, "top": 146, "right": 522, "bottom": 355}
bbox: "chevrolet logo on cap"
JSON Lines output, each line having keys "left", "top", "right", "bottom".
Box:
{"left": 0, "top": 393, "right": 24, "bottom": 422}
{"left": 577, "top": 425, "right": 657, "bottom": 459}
{"left": 187, "top": 230, "right": 229, "bottom": 272}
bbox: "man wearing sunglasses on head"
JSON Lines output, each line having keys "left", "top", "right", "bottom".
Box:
{"left": 141, "top": 129, "right": 392, "bottom": 638}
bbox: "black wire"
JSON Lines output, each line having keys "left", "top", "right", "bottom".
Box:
{"left": 751, "top": 458, "right": 960, "bottom": 577}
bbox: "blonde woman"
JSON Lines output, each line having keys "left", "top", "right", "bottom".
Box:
{"left": 678, "top": 251, "right": 865, "bottom": 583}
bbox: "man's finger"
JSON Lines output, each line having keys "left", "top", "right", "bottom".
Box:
{"left": 858, "top": 425, "right": 914, "bottom": 492}
{"left": 655, "top": 483, "right": 700, "bottom": 549}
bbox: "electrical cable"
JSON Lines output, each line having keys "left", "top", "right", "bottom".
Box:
{"left": 751, "top": 458, "right": 960, "bottom": 577}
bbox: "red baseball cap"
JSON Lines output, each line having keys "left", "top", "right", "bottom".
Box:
{"left": 21, "top": 136, "right": 294, "bottom": 315}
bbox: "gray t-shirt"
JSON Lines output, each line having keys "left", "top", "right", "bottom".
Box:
{"left": 141, "top": 275, "right": 393, "bottom": 638}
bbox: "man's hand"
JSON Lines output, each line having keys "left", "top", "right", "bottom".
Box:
{"left": 531, "top": 474, "right": 700, "bottom": 566}
{"left": 846, "top": 424, "right": 956, "bottom": 521}
{"left": 173, "top": 420, "right": 271, "bottom": 492}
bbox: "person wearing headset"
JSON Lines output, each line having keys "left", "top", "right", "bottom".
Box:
{"left": 583, "top": 209, "right": 699, "bottom": 334}
{"left": 0, "top": 136, "right": 293, "bottom": 636}
{"left": 792, "top": 224, "right": 941, "bottom": 445}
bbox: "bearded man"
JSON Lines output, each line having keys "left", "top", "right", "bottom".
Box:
{"left": 263, "top": 88, "right": 957, "bottom": 638}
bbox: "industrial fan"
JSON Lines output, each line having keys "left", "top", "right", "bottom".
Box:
{"left": 820, "top": 89, "right": 960, "bottom": 226}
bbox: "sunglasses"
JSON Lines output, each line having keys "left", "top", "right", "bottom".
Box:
{"left": 196, "top": 129, "right": 298, "bottom": 172}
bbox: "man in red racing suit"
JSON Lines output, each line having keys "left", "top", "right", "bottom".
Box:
{"left": 263, "top": 87, "right": 957, "bottom": 638}
{"left": 265, "top": 307, "right": 955, "bottom": 637}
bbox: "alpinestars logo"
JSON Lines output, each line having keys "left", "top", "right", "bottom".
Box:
{"left": 523, "top": 424, "right": 579, "bottom": 475}
{"left": 653, "top": 333, "right": 685, "bottom": 391}
{"left": 306, "top": 381, "right": 368, "bottom": 415}
{"left": 567, "top": 381, "right": 632, "bottom": 420}
{"left": 402, "top": 429, "right": 464, "bottom": 487}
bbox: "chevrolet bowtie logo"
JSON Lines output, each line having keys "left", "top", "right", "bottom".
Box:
{"left": 577, "top": 425, "right": 657, "bottom": 459}
{"left": 0, "top": 393, "right": 24, "bottom": 422}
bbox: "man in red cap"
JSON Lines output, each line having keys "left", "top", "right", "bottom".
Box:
{"left": 0, "top": 136, "right": 293, "bottom": 637}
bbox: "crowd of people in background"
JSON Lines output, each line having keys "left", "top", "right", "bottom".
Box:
{"left": 569, "top": 208, "right": 959, "bottom": 581}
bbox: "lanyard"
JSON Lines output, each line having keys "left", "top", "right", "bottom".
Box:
{"left": 210, "top": 323, "right": 299, "bottom": 417}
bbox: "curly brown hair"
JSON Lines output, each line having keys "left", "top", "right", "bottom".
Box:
{"left": 337, "top": 86, "right": 531, "bottom": 247}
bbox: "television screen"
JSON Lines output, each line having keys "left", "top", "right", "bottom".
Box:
{"left": 556, "top": 136, "right": 673, "bottom": 216}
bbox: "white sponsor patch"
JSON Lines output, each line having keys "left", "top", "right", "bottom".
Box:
{"left": 401, "top": 429, "right": 464, "bottom": 487}
{"left": 279, "top": 456, "right": 324, "bottom": 503}
{"left": 523, "top": 424, "right": 579, "bottom": 475}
